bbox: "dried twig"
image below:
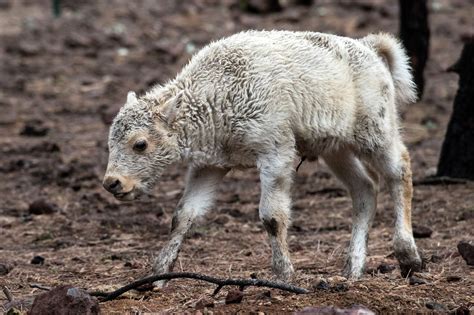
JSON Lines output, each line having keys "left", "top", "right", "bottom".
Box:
{"left": 89, "top": 272, "right": 309, "bottom": 301}
{"left": 29, "top": 284, "right": 51, "bottom": 291}
{"left": 1, "top": 285, "right": 13, "bottom": 302}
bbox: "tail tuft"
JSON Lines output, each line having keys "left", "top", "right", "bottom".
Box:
{"left": 362, "top": 33, "right": 418, "bottom": 105}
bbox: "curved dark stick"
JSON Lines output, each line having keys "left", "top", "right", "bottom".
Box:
{"left": 89, "top": 272, "right": 309, "bottom": 301}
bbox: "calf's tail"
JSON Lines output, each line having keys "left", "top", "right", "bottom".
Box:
{"left": 362, "top": 33, "right": 418, "bottom": 106}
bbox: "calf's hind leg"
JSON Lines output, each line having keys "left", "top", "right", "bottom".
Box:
{"left": 370, "top": 143, "right": 422, "bottom": 277}
{"left": 323, "top": 149, "right": 378, "bottom": 279}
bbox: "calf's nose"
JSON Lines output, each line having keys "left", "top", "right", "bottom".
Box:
{"left": 103, "top": 176, "right": 122, "bottom": 194}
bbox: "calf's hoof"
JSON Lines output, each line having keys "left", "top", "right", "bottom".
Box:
{"left": 342, "top": 261, "right": 364, "bottom": 280}
{"left": 399, "top": 257, "right": 423, "bottom": 278}
{"left": 272, "top": 261, "right": 294, "bottom": 282}
{"left": 396, "top": 249, "right": 424, "bottom": 278}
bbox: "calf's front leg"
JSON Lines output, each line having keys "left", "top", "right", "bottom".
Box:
{"left": 258, "top": 154, "right": 294, "bottom": 281}
{"left": 152, "top": 166, "right": 228, "bottom": 286}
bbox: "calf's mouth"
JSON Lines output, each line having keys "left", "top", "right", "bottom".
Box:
{"left": 114, "top": 189, "right": 138, "bottom": 201}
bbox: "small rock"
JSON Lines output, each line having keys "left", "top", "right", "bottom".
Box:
{"left": 446, "top": 275, "right": 462, "bottom": 282}
{"left": 0, "top": 262, "right": 12, "bottom": 275}
{"left": 425, "top": 301, "right": 447, "bottom": 311}
{"left": 28, "top": 199, "right": 56, "bottom": 215}
{"left": 225, "top": 289, "right": 243, "bottom": 304}
{"left": 412, "top": 225, "right": 433, "bottom": 238}
{"left": 31, "top": 256, "right": 45, "bottom": 265}
{"left": 457, "top": 241, "right": 474, "bottom": 265}
{"left": 409, "top": 276, "right": 427, "bottom": 285}
{"left": 377, "top": 263, "right": 396, "bottom": 274}
{"left": 195, "top": 296, "right": 214, "bottom": 309}
{"left": 20, "top": 119, "right": 49, "bottom": 137}
{"left": 30, "top": 285, "right": 99, "bottom": 315}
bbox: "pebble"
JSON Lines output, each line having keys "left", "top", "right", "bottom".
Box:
{"left": 446, "top": 275, "right": 461, "bottom": 282}
{"left": 20, "top": 119, "right": 49, "bottom": 137}
{"left": 225, "top": 289, "right": 243, "bottom": 304}
{"left": 412, "top": 225, "right": 433, "bottom": 238}
{"left": 31, "top": 256, "right": 45, "bottom": 265}
{"left": 28, "top": 200, "right": 56, "bottom": 215}
{"left": 377, "top": 263, "right": 396, "bottom": 274}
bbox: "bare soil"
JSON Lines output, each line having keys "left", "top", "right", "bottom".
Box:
{"left": 0, "top": 0, "right": 473, "bottom": 313}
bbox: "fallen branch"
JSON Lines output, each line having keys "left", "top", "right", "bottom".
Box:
{"left": 89, "top": 272, "right": 309, "bottom": 301}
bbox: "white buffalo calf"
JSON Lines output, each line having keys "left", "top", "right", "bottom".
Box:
{"left": 103, "top": 30, "right": 422, "bottom": 283}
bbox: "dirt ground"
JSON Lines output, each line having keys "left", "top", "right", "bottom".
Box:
{"left": 0, "top": 0, "right": 473, "bottom": 314}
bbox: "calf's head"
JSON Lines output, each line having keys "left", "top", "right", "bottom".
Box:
{"left": 103, "top": 91, "right": 180, "bottom": 201}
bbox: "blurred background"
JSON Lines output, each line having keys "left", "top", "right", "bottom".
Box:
{"left": 0, "top": 0, "right": 472, "bottom": 313}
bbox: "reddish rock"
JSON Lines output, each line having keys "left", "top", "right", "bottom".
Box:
{"left": 28, "top": 200, "right": 56, "bottom": 215}
{"left": 225, "top": 289, "right": 243, "bottom": 304}
{"left": 29, "top": 285, "right": 99, "bottom": 315}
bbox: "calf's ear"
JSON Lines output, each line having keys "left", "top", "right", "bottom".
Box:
{"left": 155, "top": 91, "right": 183, "bottom": 126}
{"left": 127, "top": 91, "right": 138, "bottom": 104}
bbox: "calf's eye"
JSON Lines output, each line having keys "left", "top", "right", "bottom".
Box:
{"left": 133, "top": 140, "right": 147, "bottom": 152}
